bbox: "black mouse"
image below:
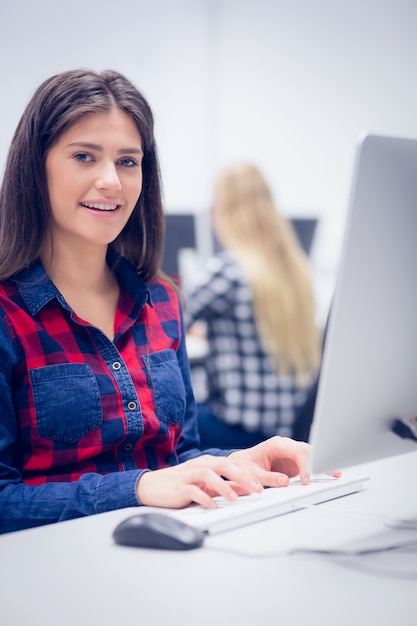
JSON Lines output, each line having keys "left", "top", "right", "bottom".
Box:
{"left": 112, "top": 512, "right": 205, "bottom": 550}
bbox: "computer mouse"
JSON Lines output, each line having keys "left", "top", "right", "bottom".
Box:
{"left": 112, "top": 512, "right": 205, "bottom": 551}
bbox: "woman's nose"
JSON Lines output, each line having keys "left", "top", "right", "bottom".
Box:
{"left": 95, "top": 162, "right": 122, "bottom": 192}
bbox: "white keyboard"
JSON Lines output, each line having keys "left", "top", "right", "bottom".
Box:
{"left": 148, "top": 475, "right": 369, "bottom": 535}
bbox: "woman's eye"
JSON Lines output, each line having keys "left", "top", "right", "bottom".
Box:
{"left": 119, "top": 157, "right": 137, "bottom": 167}
{"left": 74, "top": 153, "right": 92, "bottom": 163}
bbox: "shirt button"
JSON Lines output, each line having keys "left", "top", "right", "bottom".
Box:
{"left": 112, "top": 361, "right": 122, "bottom": 371}
{"left": 124, "top": 443, "right": 133, "bottom": 451}
{"left": 127, "top": 401, "right": 137, "bottom": 411}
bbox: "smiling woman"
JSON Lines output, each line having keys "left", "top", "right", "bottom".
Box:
{"left": 0, "top": 68, "right": 324, "bottom": 536}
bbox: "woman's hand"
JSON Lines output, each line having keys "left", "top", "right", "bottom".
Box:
{"left": 229, "top": 436, "right": 341, "bottom": 487}
{"left": 229, "top": 436, "right": 312, "bottom": 487}
{"left": 136, "top": 454, "right": 263, "bottom": 509}
{"left": 136, "top": 436, "right": 341, "bottom": 510}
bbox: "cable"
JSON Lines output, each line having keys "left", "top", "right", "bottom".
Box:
{"left": 201, "top": 496, "right": 417, "bottom": 578}
{"left": 294, "top": 501, "right": 417, "bottom": 530}
{"left": 205, "top": 539, "right": 417, "bottom": 579}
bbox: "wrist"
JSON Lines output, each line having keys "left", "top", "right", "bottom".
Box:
{"left": 135, "top": 469, "right": 152, "bottom": 505}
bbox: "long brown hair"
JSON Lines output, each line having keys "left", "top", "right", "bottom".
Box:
{"left": 0, "top": 69, "right": 165, "bottom": 282}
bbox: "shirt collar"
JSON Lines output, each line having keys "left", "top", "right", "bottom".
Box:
{"left": 14, "top": 248, "right": 152, "bottom": 316}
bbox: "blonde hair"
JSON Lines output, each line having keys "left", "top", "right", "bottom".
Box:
{"left": 213, "top": 163, "right": 320, "bottom": 380}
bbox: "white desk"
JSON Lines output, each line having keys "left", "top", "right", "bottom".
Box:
{"left": 1, "top": 450, "right": 416, "bottom": 626}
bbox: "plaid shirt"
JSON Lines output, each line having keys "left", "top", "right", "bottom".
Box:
{"left": 185, "top": 252, "right": 313, "bottom": 437}
{"left": 0, "top": 249, "right": 225, "bottom": 534}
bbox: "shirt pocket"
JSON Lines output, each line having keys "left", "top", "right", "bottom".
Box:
{"left": 142, "top": 349, "right": 186, "bottom": 424}
{"left": 30, "top": 363, "right": 103, "bottom": 443}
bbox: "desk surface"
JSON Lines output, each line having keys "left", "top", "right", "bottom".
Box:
{"left": 1, "top": 450, "right": 416, "bottom": 626}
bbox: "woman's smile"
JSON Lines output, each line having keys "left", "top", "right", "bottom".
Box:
{"left": 80, "top": 201, "right": 121, "bottom": 212}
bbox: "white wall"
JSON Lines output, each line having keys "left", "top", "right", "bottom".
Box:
{"left": 0, "top": 0, "right": 213, "bottom": 209}
{"left": 208, "top": 0, "right": 417, "bottom": 319}
{"left": 1, "top": 0, "right": 417, "bottom": 320}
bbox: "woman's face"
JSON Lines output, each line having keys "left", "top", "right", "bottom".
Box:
{"left": 45, "top": 108, "right": 143, "bottom": 253}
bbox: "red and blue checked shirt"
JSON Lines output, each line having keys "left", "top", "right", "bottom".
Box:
{"left": 0, "top": 249, "right": 226, "bottom": 534}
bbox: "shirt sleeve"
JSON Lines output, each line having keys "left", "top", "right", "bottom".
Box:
{"left": 0, "top": 468, "right": 145, "bottom": 534}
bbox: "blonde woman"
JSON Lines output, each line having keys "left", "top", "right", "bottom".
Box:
{"left": 185, "top": 163, "right": 321, "bottom": 448}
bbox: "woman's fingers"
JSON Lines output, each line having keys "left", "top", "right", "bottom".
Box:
{"left": 229, "top": 436, "right": 311, "bottom": 484}
{"left": 192, "top": 455, "right": 263, "bottom": 492}
{"left": 137, "top": 455, "right": 263, "bottom": 509}
{"left": 136, "top": 437, "right": 339, "bottom": 511}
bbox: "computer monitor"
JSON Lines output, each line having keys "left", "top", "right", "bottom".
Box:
{"left": 310, "top": 133, "right": 417, "bottom": 473}
{"left": 162, "top": 214, "right": 196, "bottom": 281}
{"left": 289, "top": 217, "right": 318, "bottom": 256}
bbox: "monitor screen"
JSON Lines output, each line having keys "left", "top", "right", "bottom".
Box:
{"left": 162, "top": 214, "right": 196, "bottom": 281}
{"left": 310, "top": 133, "right": 417, "bottom": 473}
